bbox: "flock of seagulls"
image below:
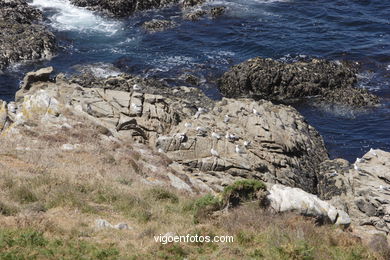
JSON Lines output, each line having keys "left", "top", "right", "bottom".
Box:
{"left": 175, "top": 106, "right": 260, "bottom": 158}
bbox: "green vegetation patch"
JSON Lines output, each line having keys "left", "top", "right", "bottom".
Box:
{"left": 0, "top": 229, "right": 119, "bottom": 260}
{"left": 222, "top": 179, "right": 267, "bottom": 207}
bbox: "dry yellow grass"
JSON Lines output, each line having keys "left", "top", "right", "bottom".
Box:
{"left": 0, "top": 111, "right": 388, "bottom": 259}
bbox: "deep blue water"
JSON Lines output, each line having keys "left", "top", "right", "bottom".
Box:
{"left": 1, "top": 0, "right": 389, "bottom": 162}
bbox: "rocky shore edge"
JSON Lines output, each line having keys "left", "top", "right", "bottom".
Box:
{"left": 1, "top": 66, "right": 389, "bottom": 244}
{"left": 0, "top": 0, "right": 56, "bottom": 71}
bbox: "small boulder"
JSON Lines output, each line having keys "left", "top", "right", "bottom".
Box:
{"left": 267, "top": 184, "right": 350, "bottom": 226}
{"left": 142, "top": 19, "right": 177, "bottom": 33}
{"left": 210, "top": 6, "right": 226, "bottom": 18}
{"left": 20, "top": 66, "right": 54, "bottom": 91}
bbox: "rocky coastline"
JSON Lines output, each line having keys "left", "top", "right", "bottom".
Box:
{"left": 1, "top": 66, "right": 389, "bottom": 240}
{"left": 0, "top": 0, "right": 56, "bottom": 71}
{"left": 0, "top": 0, "right": 389, "bottom": 256}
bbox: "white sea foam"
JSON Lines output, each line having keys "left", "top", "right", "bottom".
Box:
{"left": 72, "top": 63, "right": 121, "bottom": 78}
{"left": 30, "top": 0, "right": 121, "bottom": 35}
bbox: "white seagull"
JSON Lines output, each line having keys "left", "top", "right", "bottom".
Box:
{"left": 235, "top": 145, "right": 245, "bottom": 154}
{"left": 354, "top": 164, "right": 361, "bottom": 172}
{"left": 175, "top": 133, "right": 186, "bottom": 142}
{"left": 198, "top": 107, "right": 207, "bottom": 114}
{"left": 253, "top": 108, "right": 260, "bottom": 116}
{"left": 243, "top": 141, "right": 251, "bottom": 147}
{"left": 355, "top": 158, "right": 362, "bottom": 164}
{"left": 133, "top": 84, "right": 142, "bottom": 91}
{"left": 131, "top": 103, "right": 142, "bottom": 113}
{"left": 223, "top": 115, "right": 230, "bottom": 123}
{"left": 226, "top": 132, "right": 238, "bottom": 142}
{"left": 369, "top": 148, "right": 378, "bottom": 157}
{"left": 194, "top": 111, "right": 201, "bottom": 119}
{"left": 184, "top": 122, "right": 192, "bottom": 128}
{"left": 212, "top": 132, "right": 221, "bottom": 140}
{"left": 210, "top": 148, "right": 219, "bottom": 157}
{"left": 196, "top": 127, "right": 207, "bottom": 136}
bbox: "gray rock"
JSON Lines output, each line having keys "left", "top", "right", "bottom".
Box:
{"left": 0, "top": 0, "right": 56, "bottom": 71}
{"left": 219, "top": 57, "right": 379, "bottom": 107}
{"left": 70, "top": 0, "right": 180, "bottom": 17}
{"left": 2, "top": 69, "right": 329, "bottom": 194}
{"left": 267, "top": 184, "right": 350, "bottom": 226}
{"left": 210, "top": 6, "right": 226, "bottom": 18}
{"left": 142, "top": 19, "right": 177, "bottom": 33}
{"left": 318, "top": 149, "right": 390, "bottom": 233}
{"left": 20, "top": 67, "right": 54, "bottom": 91}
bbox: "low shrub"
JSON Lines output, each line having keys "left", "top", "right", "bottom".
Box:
{"left": 222, "top": 179, "right": 267, "bottom": 207}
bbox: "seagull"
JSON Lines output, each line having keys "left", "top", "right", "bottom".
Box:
{"left": 210, "top": 148, "right": 219, "bottom": 157}
{"left": 131, "top": 103, "right": 142, "bottom": 113}
{"left": 212, "top": 132, "right": 221, "bottom": 140}
{"left": 369, "top": 148, "right": 378, "bottom": 157}
{"left": 253, "top": 108, "right": 260, "bottom": 116}
{"left": 198, "top": 107, "right": 207, "bottom": 114}
{"left": 133, "top": 84, "right": 142, "bottom": 91}
{"left": 158, "top": 148, "right": 164, "bottom": 153}
{"left": 223, "top": 115, "right": 230, "bottom": 123}
{"left": 355, "top": 158, "right": 362, "bottom": 164}
{"left": 329, "top": 171, "right": 338, "bottom": 178}
{"left": 226, "top": 133, "right": 238, "bottom": 142}
{"left": 235, "top": 145, "right": 245, "bottom": 154}
{"left": 175, "top": 133, "right": 186, "bottom": 142}
{"left": 196, "top": 127, "right": 207, "bottom": 136}
{"left": 184, "top": 122, "right": 192, "bottom": 128}
{"left": 194, "top": 111, "right": 201, "bottom": 119}
{"left": 243, "top": 141, "right": 251, "bottom": 147}
{"left": 354, "top": 164, "right": 361, "bottom": 172}
{"left": 7, "top": 102, "right": 16, "bottom": 113}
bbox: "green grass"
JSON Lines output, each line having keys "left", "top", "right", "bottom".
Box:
{"left": 0, "top": 229, "right": 120, "bottom": 260}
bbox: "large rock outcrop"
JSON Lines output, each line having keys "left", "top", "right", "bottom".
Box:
{"left": 70, "top": 0, "right": 180, "bottom": 17}
{"left": 2, "top": 67, "right": 328, "bottom": 194}
{"left": 318, "top": 149, "right": 390, "bottom": 235}
{"left": 0, "top": 0, "right": 56, "bottom": 71}
{"left": 219, "top": 57, "right": 379, "bottom": 107}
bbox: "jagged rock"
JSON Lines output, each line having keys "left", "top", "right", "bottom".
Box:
{"left": 142, "top": 19, "right": 177, "bottom": 33}
{"left": 183, "top": 10, "right": 207, "bottom": 21}
{"left": 95, "top": 219, "right": 130, "bottom": 230}
{"left": 219, "top": 57, "right": 379, "bottom": 107}
{"left": 318, "top": 149, "right": 390, "bottom": 233}
{"left": 210, "top": 6, "right": 226, "bottom": 18}
{"left": 66, "top": 70, "right": 328, "bottom": 193}
{"left": 0, "top": 0, "right": 42, "bottom": 24}
{"left": 1, "top": 69, "right": 328, "bottom": 194}
{"left": 154, "top": 98, "right": 328, "bottom": 193}
{"left": 182, "top": 5, "right": 227, "bottom": 21}
{"left": 20, "top": 66, "right": 54, "bottom": 90}
{"left": 0, "top": 0, "right": 56, "bottom": 71}
{"left": 181, "top": 0, "right": 206, "bottom": 8}
{"left": 267, "top": 184, "right": 350, "bottom": 226}
{"left": 0, "top": 101, "right": 8, "bottom": 131}
{"left": 70, "top": 0, "right": 180, "bottom": 17}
